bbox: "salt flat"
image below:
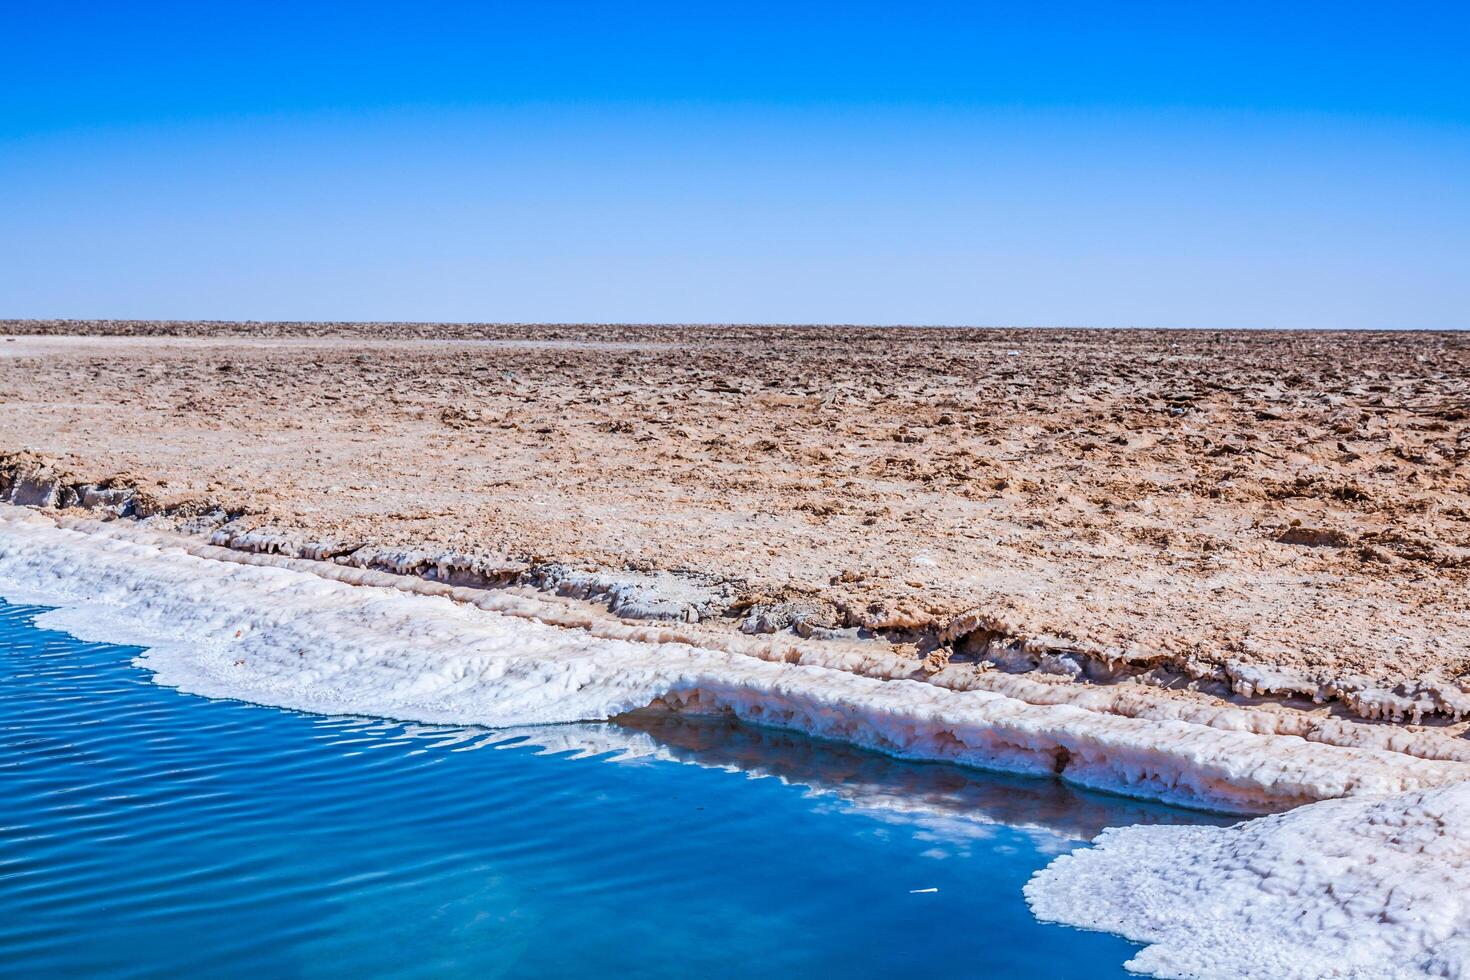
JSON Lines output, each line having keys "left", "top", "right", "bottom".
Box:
{"left": 2, "top": 321, "right": 1468, "bottom": 722}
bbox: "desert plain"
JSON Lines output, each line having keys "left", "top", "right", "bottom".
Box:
{"left": 3, "top": 320, "right": 1468, "bottom": 726}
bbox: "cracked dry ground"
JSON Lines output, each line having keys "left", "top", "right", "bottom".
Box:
{"left": 2, "top": 322, "right": 1468, "bottom": 689}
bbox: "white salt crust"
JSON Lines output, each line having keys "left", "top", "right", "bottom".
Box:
{"left": 27, "top": 512, "right": 1470, "bottom": 769}
{"left": 1026, "top": 780, "right": 1470, "bottom": 979}
{"left": 0, "top": 507, "right": 1464, "bottom": 817}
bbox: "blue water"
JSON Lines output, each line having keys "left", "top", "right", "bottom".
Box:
{"left": 0, "top": 599, "right": 1226, "bottom": 978}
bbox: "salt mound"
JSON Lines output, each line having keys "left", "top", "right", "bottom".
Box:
{"left": 1026, "top": 780, "right": 1470, "bottom": 979}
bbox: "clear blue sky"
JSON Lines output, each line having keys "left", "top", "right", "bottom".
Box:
{"left": 2, "top": 1, "right": 1466, "bottom": 327}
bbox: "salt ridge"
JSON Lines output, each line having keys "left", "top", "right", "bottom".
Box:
{"left": 0, "top": 507, "right": 1463, "bottom": 816}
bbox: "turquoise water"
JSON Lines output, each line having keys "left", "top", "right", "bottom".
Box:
{"left": 0, "top": 599, "right": 1225, "bottom": 978}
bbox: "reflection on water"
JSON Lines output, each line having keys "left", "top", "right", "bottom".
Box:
{"left": 1, "top": 599, "right": 1226, "bottom": 978}
{"left": 612, "top": 712, "right": 1224, "bottom": 842}
{"left": 329, "top": 712, "right": 1223, "bottom": 848}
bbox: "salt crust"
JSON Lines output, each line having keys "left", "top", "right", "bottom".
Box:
{"left": 1027, "top": 780, "right": 1470, "bottom": 979}
{"left": 12, "top": 504, "right": 1470, "bottom": 768}
{"left": 1, "top": 507, "right": 1464, "bottom": 817}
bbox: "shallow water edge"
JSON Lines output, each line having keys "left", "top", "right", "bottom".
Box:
{"left": 3, "top": 507, "right": 1463, "bottom": 818}
{"left": 0, "top": 597, "right": 1226, "bottom": 977}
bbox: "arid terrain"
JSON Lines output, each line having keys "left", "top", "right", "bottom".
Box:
{"left": 3, "top": 320, "right": 1469, "bottom": 721}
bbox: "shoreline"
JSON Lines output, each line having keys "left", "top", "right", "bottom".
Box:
{"left": 5, "top": 451, "right": 1470, "bottom": 759}
{"left": 2, "top": 502, "right": 1465, "bottom": 815}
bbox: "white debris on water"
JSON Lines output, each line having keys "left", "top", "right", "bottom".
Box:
{"left": 0, "top": 507, "right": 1467, "bottom": 819}
{"left": 1026, "top": 780, "right": 1470, "bottom": 979}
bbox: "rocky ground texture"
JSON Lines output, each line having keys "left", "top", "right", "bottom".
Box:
{"left": 3, "top": 321, "right": 1469, "bottom": 727}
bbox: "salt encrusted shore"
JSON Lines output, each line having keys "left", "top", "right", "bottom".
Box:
{"left": 4, "top": 503, "right": 1469, "bottom": 815}
{"left": 7, "top": 457, "right": 1470, "bottom": 764}
{"left": 5, "top": 403, "right": 1470, "bottom": 761}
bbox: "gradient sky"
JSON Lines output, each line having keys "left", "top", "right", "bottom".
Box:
{"left": 2, "top": 2, "right": 1467, "bottom": 327}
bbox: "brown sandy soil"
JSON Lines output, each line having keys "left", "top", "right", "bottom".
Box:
{"left": 2, "top": 321, "right": 1469, "bottom": 712}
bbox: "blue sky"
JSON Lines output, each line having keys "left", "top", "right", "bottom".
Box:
{"left": 2, "top": 2, "right": 1466, "bottom": 327}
